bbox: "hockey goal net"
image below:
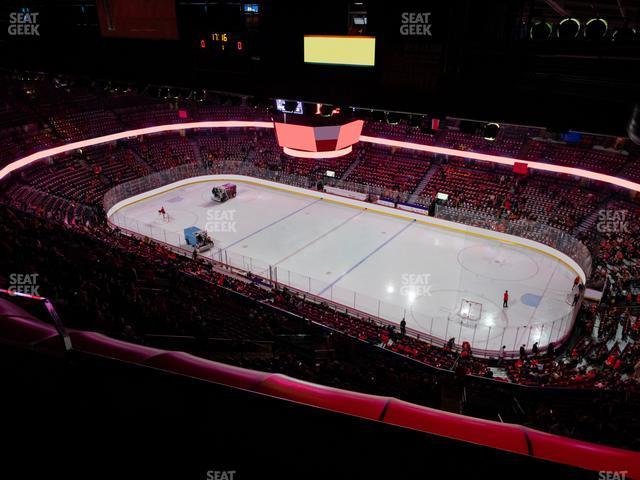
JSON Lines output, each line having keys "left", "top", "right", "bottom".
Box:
{"left": 458, "top": 299, "right": 482, "bottom": 322}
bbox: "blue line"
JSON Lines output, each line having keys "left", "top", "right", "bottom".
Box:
{"left": 221, "top": 198, "right": 323, "bottom": 251}
{"left": 318, "top": 220, "right": 415, "bottom": 295}
{"left": 272, "top": 209, "right": 366, "bottom": 266}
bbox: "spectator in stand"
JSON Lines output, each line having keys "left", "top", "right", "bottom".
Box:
{"left": 520, "top": 344, "right": 526, "bottom": 359}
{"left": 498, "top": 345, "right": 507, "bottom": 366}
{"left": 400, "top": 318, "right": 406, "bottom": 336}
{"left": 461, "top": 341, "right": 472, "bottom": 360}
{"left": 547, "top": 342, "right": 555, "bottom": 358}
{"left": 446, "top": 337, "right": 455, "bottom": 351}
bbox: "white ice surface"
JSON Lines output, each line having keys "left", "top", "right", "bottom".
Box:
{"left": 111, "top": 180, "right": 578, "bottom": 353}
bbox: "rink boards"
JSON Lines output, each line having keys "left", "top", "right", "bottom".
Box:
{"left": 108, "top": 175, "right": 583, "bottom": 354}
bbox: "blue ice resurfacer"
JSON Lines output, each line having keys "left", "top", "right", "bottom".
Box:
{"left": 184, "top": 226, "right": 214, "bottom": 252}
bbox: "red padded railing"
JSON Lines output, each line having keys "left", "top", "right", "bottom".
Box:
{"left": 1, "top": 298, "right": 638, "bottom": 477}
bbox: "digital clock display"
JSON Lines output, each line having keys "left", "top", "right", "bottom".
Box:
{"left": 179, "top": 2, "right": 259, "bottom": 61}
{"left": 199, "top": 32, "right": 245, "bottom": 54}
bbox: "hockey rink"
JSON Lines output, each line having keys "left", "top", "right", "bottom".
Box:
{"left": 109, "top": 179, "right": 580, "bottom": 354}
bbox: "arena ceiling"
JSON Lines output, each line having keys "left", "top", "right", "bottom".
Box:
{"left": 535, "top": 0, "right": 639, "bottom": 25}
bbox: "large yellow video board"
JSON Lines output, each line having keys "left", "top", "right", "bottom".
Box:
{"left": 303, "top": 35, "right": 376, "bottom": 67}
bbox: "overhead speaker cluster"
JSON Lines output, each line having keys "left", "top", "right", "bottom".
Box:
{"left": 530, "top": 17, "right": 636, "bottom": 42}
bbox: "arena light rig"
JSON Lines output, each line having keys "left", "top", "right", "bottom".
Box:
{"left": 3, "top": 121, "right": 640, "bottom": 194}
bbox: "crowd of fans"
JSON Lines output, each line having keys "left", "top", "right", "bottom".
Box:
{"left": 2, "top": 202, "right": 639, "bottom": 448}
{"left": 1, "top": 72, "right": 640, "bottom": 449}
{"left": 0, "top": 204, "right": 446, "bottom": 408}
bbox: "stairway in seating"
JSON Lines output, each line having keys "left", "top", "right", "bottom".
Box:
{"left": 128, "top": 142, "right": 162, "bottom": 171}
{"left": 339, "top": 147, "right": 366, "bottom": 181}
{"left": 574, "top": 198, "right": 615, "bottom": 236}
{"left": 592, "top": 313, "right": 601, "bottom": 341}
{"left": 407, "top": 161, "right": 440, "bottom": 204}
{"left": 189, "top": 139, "right": 205, "bottom": 164}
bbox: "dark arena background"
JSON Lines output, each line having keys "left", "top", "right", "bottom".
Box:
{"left": 1, "top": 1, "right": 640, "bottom": 479}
